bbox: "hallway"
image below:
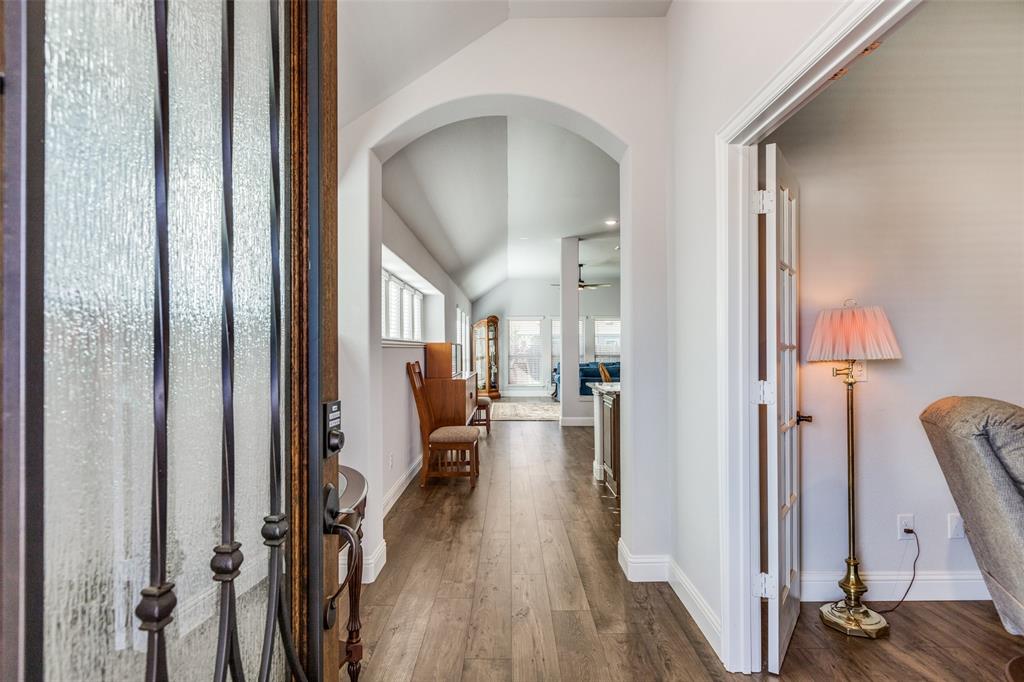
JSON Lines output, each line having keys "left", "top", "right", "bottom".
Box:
{"left": 350, "top": 421, "right": 723, "bottom": 681}
{"left": 344, "top": 421, "right": 1020, "bottom": 681}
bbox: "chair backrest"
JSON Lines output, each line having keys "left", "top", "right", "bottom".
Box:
{"left": 598, "top": 363, "right": 613, "bottom": 383}
{"left": 406, "top": 361, "right": 434, "bottom": 446}
{"left": 920, "top": 396, "right": 1024, "bottom": 634}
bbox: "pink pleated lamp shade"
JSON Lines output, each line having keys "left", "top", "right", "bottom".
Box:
{"left": 806, "top": 305, "right": 902, "bottom": 362}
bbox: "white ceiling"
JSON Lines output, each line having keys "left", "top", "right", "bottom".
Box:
{"left": 339, "top": 0, "right": 672, "bottom": 125}
{"left": 382, "top": 116, "right": 620, "bottom": 301}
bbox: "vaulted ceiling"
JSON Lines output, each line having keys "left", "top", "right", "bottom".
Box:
{"left": 382, "top": 116, "right": 620, "bottom": 301}
{"left": 339, "top": 0, "right": 673, "bottom": 125}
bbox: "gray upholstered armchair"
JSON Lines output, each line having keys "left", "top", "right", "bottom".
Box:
{"left": 920, "top": 396, "right": 1024, "bottom": 678}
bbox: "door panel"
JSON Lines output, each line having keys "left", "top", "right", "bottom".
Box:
{"left": 765, "top": 143, "right": 802, "bottom": 675}
{"left": 41, "top": 1, "right": 292, "bottom": 679}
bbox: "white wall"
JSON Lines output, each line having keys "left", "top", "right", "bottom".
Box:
{"left": 666, "top": 0, "right": 845, "bottom": 655}
{"left": 340, "top": 17, "right": 671, "bottom": 585}
{"left": 472, "top": 277, "right": 621, "bottom": 394}
{"left": 383, "top": 200, "right": 471, "bottom": 341}
{"left": 768, "top": 0, "right": 1024, "bottom": 600}
{"left": 379, "top": 201, "right": 472, "bottom": 514}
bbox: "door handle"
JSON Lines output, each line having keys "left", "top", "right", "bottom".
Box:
{"left": 797, "top": 413, "right": 813, "bottom": 424}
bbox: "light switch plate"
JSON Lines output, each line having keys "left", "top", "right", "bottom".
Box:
{"left": 852, "top": 360, "right": 868, "bottom": 382}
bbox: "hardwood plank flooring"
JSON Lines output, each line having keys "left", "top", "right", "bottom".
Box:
{"left": 344, "top": 420, "right": 1022, "bottom": 681}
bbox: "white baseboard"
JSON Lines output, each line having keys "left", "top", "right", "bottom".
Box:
{"left": 592, "top": 461, "right": 604, "bottom": 480}
{"left": 362, "top": 540, "right": 387, "bottom": 583}
{"left": 801, "top": 570, "right": 991, "bottom": 602}
{"left": 383, "top": 456, "right": 421, "bottom": 517}
{"left": 616, "top": 540, "right": 724, "bottom": 659}
{"left": 668, "top": 560, "right": 723, "bottom": 660}
{"left": 617, "top": 538, "right": 670, "bottom": 581}
{"left": 341, "top": 539, "right": 387, "bottom": 584}
{"left": 560, "top": 416, "right": 594, "bottom": 427}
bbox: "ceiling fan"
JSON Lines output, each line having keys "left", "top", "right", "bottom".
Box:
{"left": 551, "top": 264, "right": 613, "bottom": 291}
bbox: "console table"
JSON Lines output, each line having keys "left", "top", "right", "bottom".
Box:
{"left": 325, "top": 465, "right": 367, "bottom": 681}
{"left": 588, "top": 382, "right": 621, "bottom": 496}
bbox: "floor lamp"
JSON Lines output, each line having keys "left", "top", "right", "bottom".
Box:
{"left": 807, "top": 303, "right": 902, "bottom": 639}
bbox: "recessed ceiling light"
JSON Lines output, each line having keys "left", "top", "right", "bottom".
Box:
{"left": 604, "top": 219, "right": 618, "bottom": 226}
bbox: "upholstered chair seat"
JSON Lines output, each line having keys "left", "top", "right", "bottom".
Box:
{"left": 476, "top": 396, "right": 492, "bottom": 407}
{"left": 429, "top": 425, "right": 481, "bottom": 444}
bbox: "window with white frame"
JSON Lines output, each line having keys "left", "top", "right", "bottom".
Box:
{"left": 551, "top": 318, "right": 585, "bottom": 366}
{"left": 594, "top": 318, "right": 621, "bottom": 362}
{"left": 508, "top": 318, "right": 544, "bottom": 386}
{"left": 463, "top": 310, "right": 471, "bottom": 371}
{"left": 456, "top": 307, "right": 471, "bottom": 371}
{"left": 381, "top": 269, "right": 424, "bottom": 342}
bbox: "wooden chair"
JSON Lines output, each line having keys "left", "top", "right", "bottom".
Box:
{"left": 598, "top": 362, "right": 613, "bottom": 383}
{"left": 472, "top": 396, "right": 492, "bottom": 434}
{"left": 407, "top": 361, "right": 479, "bottom": 488}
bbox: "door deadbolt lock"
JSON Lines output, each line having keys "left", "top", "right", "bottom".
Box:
{"left": 323, "top": 400, "right": 343, "bottom": 457}
{"left": 327, "top": 428, "right": 344, "bottom": 453}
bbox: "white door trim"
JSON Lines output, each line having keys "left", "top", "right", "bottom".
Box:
{"left": 713, "top": 0, "right": 921, "bottom": 673}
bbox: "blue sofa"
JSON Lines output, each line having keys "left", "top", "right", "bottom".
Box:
{"left": 552, "top": 361, "right": 620, "bottom": 400}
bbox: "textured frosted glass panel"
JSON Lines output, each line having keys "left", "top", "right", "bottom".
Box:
{"left": 232, "top": 2, "right": 275, "bottom": 676}
{"left": 45, "top": 0, "right": 289, "bottom": 678}
{"left": 164, "top": 0, "right": 224, "bottom": 672}
{"left": 43, "top": 0, "right": 154, "bottom": 678}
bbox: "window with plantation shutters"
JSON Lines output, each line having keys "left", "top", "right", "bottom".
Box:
{"left": 387, "top": 278, "right": 402, "bottom": 338}
{"left": 381, "top": 272, "right": 388, "bottom": 337}
{"left": 413, "top": 292, "right": 423, "bottom": 341}
{"left": 594, "top": 318, "right": 621, "bottom": 362}
{"left": 508, "top": 318, "right": 543, "bottom": 386}
{"left": 381, "top": 268, "right": 425, "bottom": 342}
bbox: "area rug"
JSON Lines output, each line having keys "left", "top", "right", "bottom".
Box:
{"left": 490, "top": 401, "right": 561, "bottom": 421}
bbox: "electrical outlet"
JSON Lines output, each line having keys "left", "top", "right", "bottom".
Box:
{"left": 948, "top": 513, "right": 965, "bottom": 539}
{"left": 852, "top": 360, "right": 868, "bottom": 382}
{"left": 897, "top": 513, "right": 915, "bottom": 539}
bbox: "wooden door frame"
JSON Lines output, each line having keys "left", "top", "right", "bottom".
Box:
{"left": 1, "top": 1, "right": 339, "bottom": 679}
{"left": 712, "top": 0, "right": 918, "bottom": 673}
{"left": 288, "top": 0, "right": 340, "bottom": 678}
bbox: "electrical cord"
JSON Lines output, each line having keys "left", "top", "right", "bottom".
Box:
{"left": 825, "top": 527, "right": 920, "bottom": 616}
{"left": 876, "top": 527, "right": 920, "bottom": 614}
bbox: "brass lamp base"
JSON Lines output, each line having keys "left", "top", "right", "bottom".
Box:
{"left": 819, "top": 601, "right": 889, "bottom": 639}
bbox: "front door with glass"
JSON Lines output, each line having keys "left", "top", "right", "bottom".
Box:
{"left": 16, "top": 1, "right": 330, "bottom": 679}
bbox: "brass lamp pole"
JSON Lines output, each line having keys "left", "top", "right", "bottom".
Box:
{"left": 807, "top": 303, "right": 901, "bottom": 639}
{"left": 818, "top": 360, "right": 889, "bottom": 638}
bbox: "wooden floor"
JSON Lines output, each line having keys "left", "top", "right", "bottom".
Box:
{"left": 340, "top": 421, "right": 1021, "bottom": 681}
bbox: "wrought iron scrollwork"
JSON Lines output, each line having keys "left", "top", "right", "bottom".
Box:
{"left": 212, "top": 1, "right": 248, "bottom": 680}
{"left": 257, "top": 0, "right": 310, "bottom": 680}
{"left": 140, "top": 2, "right": 309, "bottom": 680}
{"left": 136, "top": 1, "right": 176, "bottom": 680}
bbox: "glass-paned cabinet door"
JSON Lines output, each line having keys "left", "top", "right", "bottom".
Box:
{"left": 42, "top": 1, "right": 290, "bottom": 679}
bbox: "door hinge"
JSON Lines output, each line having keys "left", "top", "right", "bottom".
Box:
{"left": 755, "top": 380, "right": 776, "bottom": 406}
{"left": 756, "top": 572, "right": 777, "bottom": 599}
{"left": 753, "top": 190, "right": 774, "bottom": 215}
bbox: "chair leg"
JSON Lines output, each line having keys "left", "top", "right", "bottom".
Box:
{"left": 420, "top": 445, "right": 429, "bottom": 488}
{"left": 470, "top": 443, "right": 478, "bottom": 488}
{"left": 485, "top": 405, "right": 491, "bottom": 434}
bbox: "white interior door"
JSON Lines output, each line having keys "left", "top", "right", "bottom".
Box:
{"left": 765, "top": 143, "right": 802, "bottom": 674}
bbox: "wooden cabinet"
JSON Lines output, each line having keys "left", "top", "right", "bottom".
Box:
{"left": 472, "top": 315, "right": 501, "bottom": 399}
{"left": 424, "top": 343, "right": 475, "bottom": 426}
{"left": 424, "top": 342, "right": 462, "bottom": 379}
{"left": 601, "top": 392, "right": 620, "bottom": 496}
